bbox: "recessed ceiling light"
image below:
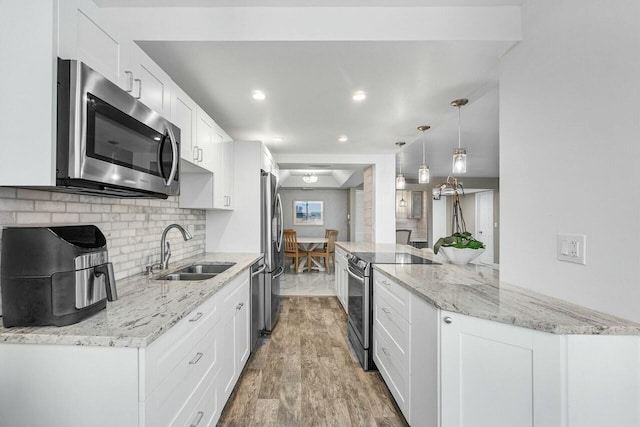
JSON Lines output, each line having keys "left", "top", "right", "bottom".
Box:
{"left": 272, "top": 136, "right": 283, "bottom": 142}
{"left": 338, "top": 135, "right": 348, "bottom": 143}
{"left": 252, "top": 90, "right": 266, "bottom": 101}
{"left": 352, "top": 91, "right": 367, "bottom": 102}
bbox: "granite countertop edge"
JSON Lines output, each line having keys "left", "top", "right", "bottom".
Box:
{"left": 0, "top": 252, "right": 263, "bottom": 348}
{"left": 335, "top": 241, "right": 640, "bottom": 336}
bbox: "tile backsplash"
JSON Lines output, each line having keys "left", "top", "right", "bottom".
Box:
{"left": 0, "top": 188, "right": 206, "bottom": 284}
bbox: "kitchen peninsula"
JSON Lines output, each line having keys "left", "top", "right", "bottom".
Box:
{"left": 336, "top": 242, "right": 640, "bottom": 427}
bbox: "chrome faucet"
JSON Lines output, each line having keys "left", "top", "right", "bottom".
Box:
{"left": 159, "top": 224, "right": 193, "bottom": 270}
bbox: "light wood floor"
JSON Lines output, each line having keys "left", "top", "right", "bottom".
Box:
{"left": 218, "top": 296, "right": 407, "bottom": 427}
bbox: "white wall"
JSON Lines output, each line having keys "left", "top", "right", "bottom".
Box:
{"left": 275, "top": 153, "right": 396, "bottom": 244}
{"left": 280, "top": 189, "right": 348, "bottom": 240}
{"left": 500, "top": 0, "right": 640, "bottom": 321}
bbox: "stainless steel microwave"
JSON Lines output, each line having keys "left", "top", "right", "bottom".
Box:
{"left": 56, "top": 59, "right": 180, "bottom": 198}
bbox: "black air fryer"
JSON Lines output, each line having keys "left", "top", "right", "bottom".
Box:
{"left": 1, "top": 225, "right": 118, "bottom": 327}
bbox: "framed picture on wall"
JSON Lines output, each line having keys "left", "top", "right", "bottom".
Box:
{"left": 293, "top": 201, "right": 324, "bottom": 226}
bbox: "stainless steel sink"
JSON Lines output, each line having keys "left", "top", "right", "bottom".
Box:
{"left": 156, "top": 272, "right": 217, "bottom": 281}
{"left": 175, "top": 263, "right": 236, "bottom": 275}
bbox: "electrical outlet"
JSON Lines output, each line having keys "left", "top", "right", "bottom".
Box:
{"left": 557, "top": 234, "right": 586, "bottom": 265}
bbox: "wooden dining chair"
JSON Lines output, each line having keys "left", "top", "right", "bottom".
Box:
{"left": 396, "top": 229, "right": 412, "bottom": 245}
{"left": 309, "top": 229, "right": 338, "bottom": 273}
{"left": 284, "top": 229, "right": 305, "bottom": 273}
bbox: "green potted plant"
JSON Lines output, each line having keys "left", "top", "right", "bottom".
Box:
{"left": 432, "top": 177, "right": 485, "bottom": 265}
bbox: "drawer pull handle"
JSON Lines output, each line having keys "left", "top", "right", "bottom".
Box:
{"left": 444, "top": 316, "right": 453, "bottom": 324}
{"left": 382, "top": 347, "right": 391, "bottom": 357}
{"left": 382, "top": 307, "right": 391, "bottom": 315}
{"left": 236, "top": 302, "right": 244, "bottom": 310}
{"left": 189, "top": 352, "right": 203, "bottom": 365}
{"left": 189, "top": 312, "right": 203, "bottom": 322}
{"left": 190, "top": 411, "right": 204, "bottom": 427}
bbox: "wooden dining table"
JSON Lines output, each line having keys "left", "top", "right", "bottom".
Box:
{"left": 293, "top": 237, "right": 328, "bottom": 273}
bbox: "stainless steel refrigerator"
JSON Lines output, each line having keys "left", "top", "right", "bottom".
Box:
{"left": 260, "top": 170, "right": 284, "bottom": 333}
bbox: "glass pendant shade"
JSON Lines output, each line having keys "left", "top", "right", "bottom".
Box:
{"left": 416, "top": 125, "right": 431, "bottom": 184}
{"left": 452, "top": 148, "right": 467, "bottom": 174}
{"left": 396, "top": 173, "right": 406, "bottom": 190}
{"left": 451, "top": 99, "right": 468, "bottom": 175}
{"left": 418, "top": 164, "right": 430, "bottom": 184}
{"left": 399, "top": 193, "right": 407, "bottom": 207}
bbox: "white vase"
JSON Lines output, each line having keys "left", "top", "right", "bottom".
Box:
{"left": 439, "top": 247, "right": 485, "bottom": 265}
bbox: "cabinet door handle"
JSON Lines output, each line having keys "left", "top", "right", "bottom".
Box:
{"left": 236, "top": 302, "right": 244, "bottom": 310}
{"left": 382, "top": 347, "right": 391, "bottom": 357}
{"left": 189, "top": 411, "right": 204, "bottom": 427}
{"left": 189, "top": 352, "right": 203, "bottom": 365}
{"left": 193, "top": 146, "right": 199, "bottom": 162}
{"left": 444, "top": 316, "right": 453, "bottom": 324}
{"left": 382, "top": 307, "right": 391, "bottom": 315}
{"left": 134, "top": 78, "right": 142, "bottom": 99}
{"left": 124, "top": 71, "right": 133, "bottom": 92}
{"left": 198, "top": 147, "right": 204, "bottom": 162}
{"left": 189, "top": 312, "right": 203, "bottom": 322}
{"left": 382, "top": 280, "right": 391, "bottom": 286}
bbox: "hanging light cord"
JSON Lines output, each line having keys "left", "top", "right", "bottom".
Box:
{"left": 457, "top": 106, "right": 462, "bottom": 149}
{"left": 422, "top": 131, "right": 426, "bottom": 164}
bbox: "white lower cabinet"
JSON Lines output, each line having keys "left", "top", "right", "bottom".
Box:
{"left": 372, "top": 271, "right": 640, "bottom": 427}
{"left": 440, "top": 311, "right": 538, "bottom": 427}
{"left": 373, "top": 273, "right": 551, "bottom": 427}
{"left": 334, "top": 247, "right": 348, "bottom": 312}
{"left": 0, "top": 269, "right": 251, "bottom": 427}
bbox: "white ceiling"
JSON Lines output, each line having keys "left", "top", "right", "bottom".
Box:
{"left": 96, "top": 0, "right": 521, "bottom": 7}
{"left": 97, "top": 0, "right": 517, "bottom": 180}
{"left": 139, "top": 40, "right": 509, "bottom": 177}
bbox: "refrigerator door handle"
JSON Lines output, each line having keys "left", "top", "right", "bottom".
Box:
{"left": 272, "top": 265, "right": 285, "bottom": 280}
{"left": 274, "top": 193, "right": 284, "bottom": 252}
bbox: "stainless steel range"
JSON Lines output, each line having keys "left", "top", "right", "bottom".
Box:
{"left": 346, "top": 251, "right": 440, "bottom": 370}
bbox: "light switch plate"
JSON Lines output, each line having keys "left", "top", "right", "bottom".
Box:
{"left": 557, "top": 234, "right": 586, "bottom": 265}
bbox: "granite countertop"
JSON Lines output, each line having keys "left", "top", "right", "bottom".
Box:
{"left": 336, "top": 241, "right": 640, "bottom": 335}
{"left": 0, "top": 252, "right": 263, "bottom": 348}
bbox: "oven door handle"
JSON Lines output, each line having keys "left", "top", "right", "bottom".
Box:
{"left": 347, "top": 266, "right": 365, "bottom": 283}
{"left": 163, "top": 125, "right": 179, "bottom": 187}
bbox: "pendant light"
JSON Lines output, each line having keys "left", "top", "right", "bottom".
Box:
{"left": 395, "top": 141, "right": 406, "bottom": 190}
{"left": 451, "top": 98, "right": 469, "bottom": 174}
{"left": 417, "top": 125, "right": 431, "bottom": 184}
{"left": 399, "top": 191, "right": 407, "bottom": 207}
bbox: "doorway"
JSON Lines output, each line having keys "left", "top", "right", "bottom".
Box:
{"left": 475, "top": 190, "right": 494, "bottom": 264}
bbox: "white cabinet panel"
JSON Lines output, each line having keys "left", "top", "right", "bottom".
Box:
{"left": 76, "top": 10, "right": 121, "bottom": 85}
{"left": 171, "top": 88, "right": 199, "bottom": 166}
{"left": 567, "top": 335, "right": 640, "bottom": 427}
{"left": 334, "top": 248, "right": 348, "bottom": 312}
{"left": 0, "top": 0, "right": 57, "bottom": 186}
{"left": 196, "top": 107, "right": 215, "bottom": 173}
{"left": 0, "top": 344, "right": 139, "bottom": 427}
{"left": 128, "top": 44, "right": 172, "bottom": 118}
{"left": 440, "top": 311, "right": 534, "bottom": 427}
{"left": 219, "top": 271, "right": 250, "bottom": 401}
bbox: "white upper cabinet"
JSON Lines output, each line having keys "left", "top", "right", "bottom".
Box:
{"left": 58, "top": 0, "right": 129, "bottom": 91}
{"left": 179, "top": 116, "right": 235, "bottom": 211}
{"left": 213, "top": 125, "right": 234, "bottom": 210}
{"left": 196, "top": 107, "right": 216, "bottom": 173}
{"left": 126, "top": 43, "right": 172, "bottom": 118}
{"left": 171, "top": 87, "right": 201, "bottom": 167}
